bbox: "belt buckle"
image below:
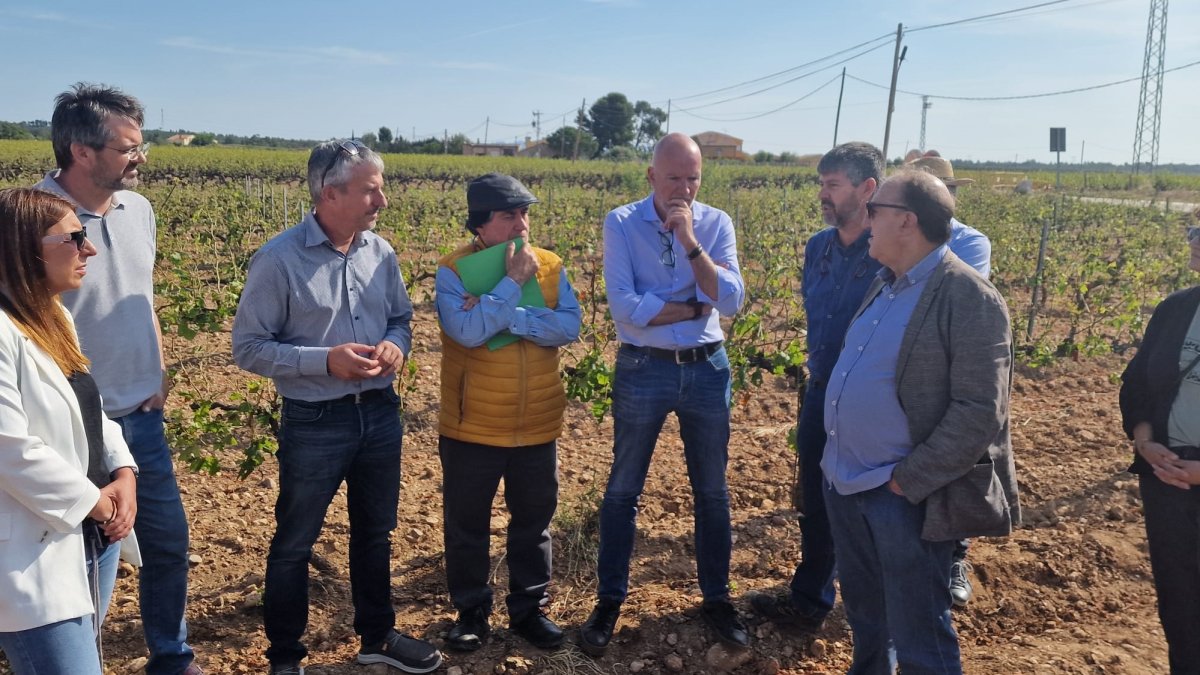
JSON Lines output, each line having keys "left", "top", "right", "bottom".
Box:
{"left": 675, "top": 349, "right": 687, "bottom": 365}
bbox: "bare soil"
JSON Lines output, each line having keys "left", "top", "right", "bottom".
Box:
{"left": 89, "top": 305, "right": 1169, "bottom": 675}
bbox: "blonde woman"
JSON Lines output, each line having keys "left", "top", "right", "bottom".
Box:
{"left": 0, "top": 187, "right": 139, "bottom": 674}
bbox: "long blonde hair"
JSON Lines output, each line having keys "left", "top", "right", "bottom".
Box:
{"left": 0, "top": 188, "right": 89, "bottom": 375}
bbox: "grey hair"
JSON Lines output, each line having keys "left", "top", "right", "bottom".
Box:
{"left": 50, "top": 83, "right": 145, "bottom": 171}
{"left": 306, "top": 140, "right": 385, "bottom": 203}
{"left": 817, "top": 141, "right": 883, "bottom": 187}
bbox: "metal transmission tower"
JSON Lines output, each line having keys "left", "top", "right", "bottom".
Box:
{"left": 1131, "top": 0, "right": 1168, "bottom": 175}
{"left": 919, "top": 96, "right": 932, "bottom": 152}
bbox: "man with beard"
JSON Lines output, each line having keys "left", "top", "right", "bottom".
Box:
{"left": 233, "top": 140, "right": 441, "bottom": 675}
{"left": 35, "top": 83, "right": 200, "bottom": 675}
{"left": 753, "top": 142, "right": 991, "bottom": 632}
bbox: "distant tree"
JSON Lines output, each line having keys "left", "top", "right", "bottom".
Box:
{"left": 605, "top": 146, "right": 641, "bottom": 163}
{"left": 632, "top": 100, "right": 667, "bottom": 152}
{"left": 0, "top": 121, "right": 33, "bottom": 140}
{"left": 444, "top": 133, "right": 469, "bottom": 155}
{"left": 360, "top": 131, "right": 379, "bottom": 149}
{"left": 378, "top": 126, "right": 394, "bottom": 149}
{"left": 778, "top": 151, "right": 798, "bottom": 164}
{"left": 545, "top": 126, "right": 598, "bottom": 160}
{"left": 753, "top": 150, "right": 776, "bottom": 164}
{"left": 584, "top": 92, "right": 635, "bottom": 157}
{"left": 190, "top": 132, "right": 217, "bottom": 146}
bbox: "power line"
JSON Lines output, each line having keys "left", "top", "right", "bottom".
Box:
{"left": 675, "top": 73, "right": 843, "bottom": 122}
{"left": 845, "top": 59, "right": 1200, "bottom": 101}
{"left": 905, "top": 0, "right": 1075, "bottom": 33}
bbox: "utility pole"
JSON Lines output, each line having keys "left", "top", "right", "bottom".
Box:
{"left": 881, "top": 23, "right": 905, "bottom": 165}
{"left": 666, "top": 99, "right": 671, "bottom": 134}
{"left": 444, "top": 129, "right": 448, "bottom": 154}
{"left": 919, "top": 95, "right": 932, "bottom": 152}
{"left": 573, "top": 99, "right": 585, "bottom": 162}
{"left": 832, "top": 67, "right": 846, "bottom": 147}
{"left": 484, "top": 117, "right": 490, "bottom": 145}
{"left": 1131, "top": 0, "right": 1169, "bottom": 175}
{"left": 531, "top": 110, "right": 542, "bottom": 142}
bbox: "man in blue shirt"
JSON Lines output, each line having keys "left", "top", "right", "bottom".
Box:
{"left": 754, "top": 143, "right": 993, "bottom": 631}
{"left": 232, "top": 141, "right": 441, "bottom": 675}
{"left": 580, "top": 133, "right": 747, "bottom": 655}
{"left": 821, "top": 169, "right": 1016, "bottom": 674}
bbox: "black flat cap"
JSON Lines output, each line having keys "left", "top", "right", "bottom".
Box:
{"left": 467, "top": 173, "right": 539, "bottom": 212}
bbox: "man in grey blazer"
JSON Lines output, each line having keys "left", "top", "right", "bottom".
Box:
{"left": 820, "top": 170, "right": 1018, "bottom": 674}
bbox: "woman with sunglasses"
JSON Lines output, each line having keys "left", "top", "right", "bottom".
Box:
{"left": 0, "top": 187, "right": 139, "bottom": 674}
{"left": 1119, "top": 214, "right": 1200, "bottom": 674}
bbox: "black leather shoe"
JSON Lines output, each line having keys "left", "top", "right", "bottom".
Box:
{"left": 749, "top": 592, "right": 825, "bottom": 633}
{"left": 447, "top": 605, "right": 491, "bottom": 652}
{"left": 510, "top": 610, "right": 564, "bottom": 650}
{"left": 701, "top": 599, "right": 750, "bottom": 648}
{"left": 578, "top": 600, "right": 621, "bottom": 656}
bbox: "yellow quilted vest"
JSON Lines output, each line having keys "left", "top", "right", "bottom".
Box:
{"left": 438, "top": 241, "right": 567, "bottom": 447}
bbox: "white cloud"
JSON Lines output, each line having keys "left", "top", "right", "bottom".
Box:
{"left": 158, "top": 36, "right": 396, "bottom": 66}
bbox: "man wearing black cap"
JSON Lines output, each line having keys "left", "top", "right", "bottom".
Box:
{"left": 434, "top": 173, "right": 581, "bottom": 652}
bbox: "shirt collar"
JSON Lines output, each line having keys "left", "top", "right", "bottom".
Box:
{"left": 303, "top": 210, "right": 366, "bottom": 250}
{"left": 638, "top": 193, "right": 697, "bottom": 228}
{"left": 879, "top": 244, "right": 947, "bottom": 290}
{"left": 40, "top": 170, "right": 124, "bottom": 215}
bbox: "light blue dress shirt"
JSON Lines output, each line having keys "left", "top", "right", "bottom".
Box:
{"left": 435, "top": 260, "right": 581, "bottom": 349}
{"left": 603, "top": 195, "right": 745, "bottom": 349}
{"left": 821, "top": 245, "right": 948, "bottom": 495}
{"left": 232, "top": 212, "right": 413, "bottom": 402}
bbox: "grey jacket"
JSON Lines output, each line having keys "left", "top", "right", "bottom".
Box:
{"left": 851, "top": 251, "right": 1020, "bottom": 541}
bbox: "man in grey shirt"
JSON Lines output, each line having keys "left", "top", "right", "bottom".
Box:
{"left": 36, "top": 83, "right": 199, "bottom": 675}
{"left": 232, "top": 140, "right": 441, "bottom": 675}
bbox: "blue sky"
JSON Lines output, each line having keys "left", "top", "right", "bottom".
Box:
{"left": 1, "top": 0, "right": 1196, "bottom": 164}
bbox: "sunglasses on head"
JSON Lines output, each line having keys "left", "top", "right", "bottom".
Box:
{"left": 43, "top": 227, "right": 88, "bottom": 250}
{"left": 319, "top": 140, "right": 369, "bottom": 189}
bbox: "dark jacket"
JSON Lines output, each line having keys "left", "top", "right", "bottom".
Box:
{"left": 1119, "top": 285, "right": 1200, "bottom": 473}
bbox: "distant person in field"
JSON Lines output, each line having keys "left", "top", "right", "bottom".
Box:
{"left": 34, "top": 83, "right": 200, "bottom": 675}
{"left": 823, "top": 169, "right": 1017, "bottom": 674}
{"left": 433, "top": 173, "right": 581, "bottom": 653}
{"left": 1119, "top": 212, "right": 1200, "bottom": 674}
{"left": 753, "top": 142, "right": 993, "bottom": 635}
{"left": 232, "top": 140, "right": 441, "bottom": 675}
{"left": 580, "top": 132, "right": 748, "bottom": 656}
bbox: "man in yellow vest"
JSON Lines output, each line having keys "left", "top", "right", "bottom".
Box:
{"left": 434, "top": 173, "right": 582, "bottom": 652}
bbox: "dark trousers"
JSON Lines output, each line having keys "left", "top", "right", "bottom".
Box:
{"left": 789, "top": 382, "right": 837, "bottom": 619}
{"left": 264, "top": 391, "right": 403, "bottom": 665}
{"left": 439, "top": 435, "right": 558, "bottom": 621}
{"left": 1140, "top": 471, "right": 1200, "bottom": 674}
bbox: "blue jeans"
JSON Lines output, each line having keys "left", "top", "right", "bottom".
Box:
{"left": 825, "top": 482, "right": 960, "bottom": 675}
{"left": 86, "top": 538, "right": 121, "bottom": 625}
{"left": 264, "top": 390, "right": 403, "bottom": 666}
{"left": 596, "top": 345, "right": 733, "bottom": 603}
{"left": 0, "top": 616, "right": 102, "bottom": 675}
{"left": 114, "top": 408, "right": 194, "bottom": 675}
{"left": 788, "top": 382, "right": 836, "bottom": 621}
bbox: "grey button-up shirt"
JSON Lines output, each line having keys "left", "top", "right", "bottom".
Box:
{"left": 232, "top": 212, "right": 413, "bottom": 402}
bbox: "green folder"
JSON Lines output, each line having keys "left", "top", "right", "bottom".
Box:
{"left": 455, "top": 237, "right": 545, "bottom": 350}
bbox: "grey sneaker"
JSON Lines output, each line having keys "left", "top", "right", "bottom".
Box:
{"left": 949, "top": 561, "right": 974, "bottom": 607}
{"left": 357, "top": 629, "right": 443, "bottom": 673}
{"left": 268, "top": 663, "right": 303, "bottom": 675}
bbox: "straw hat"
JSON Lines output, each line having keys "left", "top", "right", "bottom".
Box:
{"left": 908, "top": 156, "right": 974, "bottom": 186}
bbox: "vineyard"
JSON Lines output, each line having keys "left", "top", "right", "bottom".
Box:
{"left": 0, "top": 140, "right": 1193, "bottom": 674}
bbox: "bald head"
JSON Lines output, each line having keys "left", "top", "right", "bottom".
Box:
{"left": 648, "top": 132, "right": 703, "bottom": 215}
{"left": 652, "top": 132, "right": 702, "bottom": 167}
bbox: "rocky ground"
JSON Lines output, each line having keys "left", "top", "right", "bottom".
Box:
{"left": 67, "top": 307, "right": 1170, "bottom": 675}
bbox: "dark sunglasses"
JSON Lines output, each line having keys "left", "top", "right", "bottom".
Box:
{"left": 865, "top": 202, "right": 913, "bottom": 218}
{"left": 43, "top": 227, "right": 88, "bottom": 250}
{"left": 319, "top": 140, "right": 369, "bottom": 189}
{"left": 1189, "top": 226, "right": 1200, "bottom": 243}
{"left": 658, "top": 230, "right": 676, "bottom": 268}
